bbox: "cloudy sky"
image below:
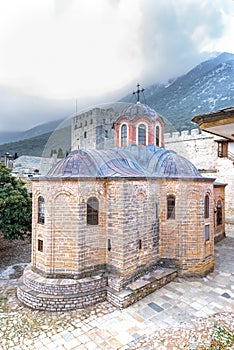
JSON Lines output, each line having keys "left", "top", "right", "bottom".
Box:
{"left": 0, "top": 0, "right": 234, "bottom": 131}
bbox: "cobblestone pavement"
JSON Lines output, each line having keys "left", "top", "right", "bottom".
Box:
{"left": 0, "top": 233, "right": 233, "bottom": 350}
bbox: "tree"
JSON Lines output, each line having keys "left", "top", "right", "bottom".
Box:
{"left": 0, "top": 164, "right": 32, "bottom": 241}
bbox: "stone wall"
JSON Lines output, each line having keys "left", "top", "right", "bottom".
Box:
{"left": 159, "top": 177, "right": 215, "bottom": 276}
{"left": 165, "top": 129, "right": 234, "bottom": 231}
{"left": 32, "top": 175, "right": 215, "bottom": 280}
{"left": 106, "top": 179, "right": 160, "bottom": 283}
{"left": 32, "top": 179, "right": 108, "bottom": 277}
{"left": 19, "top": 173, "right": 216, "bottom": 310}
{"left": 71, "top": 108, "right": 117, "bottom": 151}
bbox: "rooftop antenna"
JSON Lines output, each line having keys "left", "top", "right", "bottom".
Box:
{"left": 133, "top": 83, "right": 145, "bottom": 103}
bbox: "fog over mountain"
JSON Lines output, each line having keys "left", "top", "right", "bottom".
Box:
{"left": 0, "top": 52, "right": 233, "bottom": 150}
{"left": 121, "top": 52, "right": 234, "bottom": 131}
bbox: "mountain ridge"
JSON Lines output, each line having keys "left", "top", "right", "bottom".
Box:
{"left": 0, "top": 52, "right": 233, "bottom": 156}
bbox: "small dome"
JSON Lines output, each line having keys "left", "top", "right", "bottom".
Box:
{"left": 120, "top": 102, "right": 161, "bottom": 120}
{"left": 147, "top": 148, "right": 202, "bottom": 178}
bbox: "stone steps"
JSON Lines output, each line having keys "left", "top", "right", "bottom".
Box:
{"left": 107, "top": 267, "right": 178, "bottom": 308}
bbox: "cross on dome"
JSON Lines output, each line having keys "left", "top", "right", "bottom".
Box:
{"left": 133, "top": 83, "right": 145, "bottom": 103}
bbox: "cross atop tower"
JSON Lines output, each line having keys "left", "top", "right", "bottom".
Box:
{"left": 133, "top": 83, "right": 145, "bottom": 103}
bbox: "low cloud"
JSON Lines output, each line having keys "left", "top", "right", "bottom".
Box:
{"left": 0, "top": 0, "right": 233, "bottom": 131}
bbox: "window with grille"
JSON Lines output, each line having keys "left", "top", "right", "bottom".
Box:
{"left": 167, "top": 195, "right": 175, "bottom": 219}
{"left": 87, "top": 197, "right": 99, "bottom": 225}
{"left": 38, "top": 196, "right": 45, "bottom": 224}
{"left": 138, "top": 124, "right": 146, "bottom": 146}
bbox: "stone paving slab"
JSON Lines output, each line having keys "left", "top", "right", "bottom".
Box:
{"left": 0, "top": 233, "right": 234, "bottom": 349}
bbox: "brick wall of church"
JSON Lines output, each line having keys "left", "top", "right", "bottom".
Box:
{"left": 114, "top": 116, "right": 164, "bottom": 147}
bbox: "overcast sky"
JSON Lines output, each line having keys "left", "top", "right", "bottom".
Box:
{"left": 0, "top": 0, "right": 234, "bottom": 131}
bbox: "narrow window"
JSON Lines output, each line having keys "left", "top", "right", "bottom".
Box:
{"left": 167, "top": 195, "right": 175, "bottom": 219}
{"left": 87, "top": 197, "right": 99, "bottom": 225}
{"left": 155, "top": 203, "right": 158, "bottom": 219}
{"left": 138, "top": 239, "right": 142, "bottom": 250}
{"left": 38, "top": 239, "right": 43, "bottom": 252}
{"left": 38, "top": 196, "right": 45, "bottom": 224}
{"left": 121, "top": 124, "right": 127, "bottom": 147}
{"left": 204, "top": 194, "right": 209, "bottom": 219}
{"left": 217, "top": 200, "right": 222, "bottom": 226}
{"left": 156, "top": 125, "right": 160, "bottom": 146}
{"left": 205, "top": 224, "right": 210, "bottom": 241}
{"left": 107, "top": 238, "right": 111, "bottom": 251}
{"left": 138, "top": 124, "right": 146, "bottom": 146}
{"left": 84, "top": 131, "right": 87, "bottom": 139}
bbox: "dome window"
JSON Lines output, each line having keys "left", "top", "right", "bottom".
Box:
{"left": 121, "top": 124, "right": 128, "bottom": 147}
{"left": 138, "top": 124, "right": 147, "bottom": 146}
{"left": 156, "top": 125, "right": 160, "bottom": 146}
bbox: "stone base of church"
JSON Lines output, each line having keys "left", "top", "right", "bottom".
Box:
{"left": 17, "top": 264, "right": 178, "bottom": 311}
{"left": 17, "top": 265, "right": 108, "bottom": 311}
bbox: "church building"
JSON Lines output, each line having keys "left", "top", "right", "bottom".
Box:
{"left": 17, "top": 96, "right": 225, "bottom": 311}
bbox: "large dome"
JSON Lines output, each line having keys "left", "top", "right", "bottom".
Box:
{"left": 46, "top": 147, "right": 202, "bottom": 179}
{"left": 47, "top": 149, "right": 145, "bottom": 178}
{"left": 120, "top": 102, "right": 161, "bottom": 120}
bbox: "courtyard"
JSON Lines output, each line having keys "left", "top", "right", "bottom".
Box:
{"left": 0, "top": 232, "right": 233, "bottom": 349}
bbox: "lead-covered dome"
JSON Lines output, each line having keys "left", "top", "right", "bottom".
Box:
{"left": 47, "top": 149, "right": 145, "bottom": 178}
{"left": 146, "top": 147, "right": 202, "bottom": 178}
{"left": 46, "top": 146, "right": 202, "bottom": 179}
{"left": 120, "top": 102, "right": 161, "bottom": 120}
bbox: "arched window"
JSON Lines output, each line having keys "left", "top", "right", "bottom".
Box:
{"left": 138, "top": 124, "right": 146, "bottom": 146}
{"left": 217, "top": 200, "right": 222, "bottom": 225}
{"left": 204, "top": 194, "right": 209, "bottom": 219}
{"left": 167, "top": 195, "right": 175, "bottom": 219}
{"left": 121, "top": 124, "right": 127, "bottom": 147}
{"left": 87, "top": 197, "right": 99, "bottom": 225}
{"left": 156, "top": 125, "right": 160, "bottom": 146}
{"left": 38, "top": 196, "right": 45, "bottom": 224}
